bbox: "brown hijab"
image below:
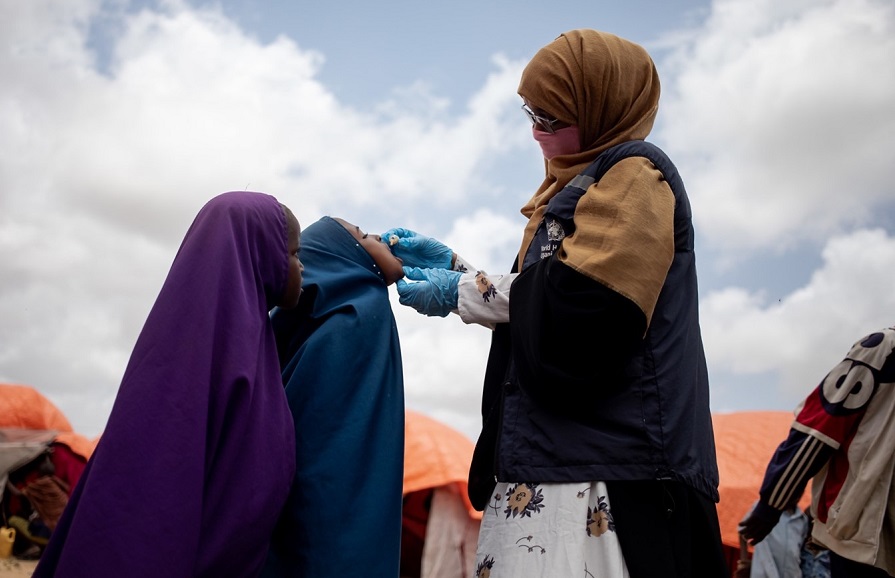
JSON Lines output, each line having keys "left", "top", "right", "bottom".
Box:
{"left": 516, "top": 30, "right": 672, "bottom": 323}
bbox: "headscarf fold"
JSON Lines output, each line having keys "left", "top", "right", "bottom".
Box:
{"left": 516, "top": 29, "right": 661, "bottom": 268}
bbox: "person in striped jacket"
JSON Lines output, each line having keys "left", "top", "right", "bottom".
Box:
{"left": 739, "top": 326, "right": 895, "bottom": 578}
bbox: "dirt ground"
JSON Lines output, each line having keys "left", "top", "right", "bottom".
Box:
{"left": 0, "top": 559, "right": 37, "bottom": 578}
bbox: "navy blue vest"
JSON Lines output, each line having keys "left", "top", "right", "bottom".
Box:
{"left": 470, "top": 140, "right": 719, "bottom": 508}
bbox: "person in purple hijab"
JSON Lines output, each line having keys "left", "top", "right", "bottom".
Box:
{"left": 33, "top": 191, "right": 304, "bottom": 578}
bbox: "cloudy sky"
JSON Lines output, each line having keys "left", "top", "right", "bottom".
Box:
{"left": 2, "top": 0, "right": 894, "bottom": 442}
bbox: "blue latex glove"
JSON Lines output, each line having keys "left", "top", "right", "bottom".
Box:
{"left": 396, "top": 266, "right": 461, "bottom": 317}
{"left": 382, "top": 228, "right": 453, "bottom": 270}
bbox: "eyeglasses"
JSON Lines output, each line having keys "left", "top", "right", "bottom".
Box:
{"left": 521, "top": 103, "right": 560, "bottom": 134}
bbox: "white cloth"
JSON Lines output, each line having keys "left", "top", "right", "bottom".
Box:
{"left": 452, "top": 254, "right": 514, "bottom": 329}
{"left": 474, "top": 481, "right": 629, "bottom": 578}
{"left": 750, "top": 507, "right": 808, "bottom": 578}
{"left": 421, "top": 487, "right": 480, "bottom": 578}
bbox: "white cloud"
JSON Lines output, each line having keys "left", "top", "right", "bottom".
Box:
{"left": 394, "top": 208, "right": 524, "bottom": 440}
{"left": 3, "top": 0, "right": 895, "bottom": 446}
{"left": 656, "top": 0, "right": 895, "bottom": 416}
{"left": 659, "top": 0, "right": 895, "bottom": 252}
{"left": 0, "top": 0, "right": 521, "bottom": 436}
{"left": 701, "top": 228, "right": 895, "bottom": 402}
{"left": 395, "top": 297, "right": 492, "bottom": 441}
{"left": 443, "top": 208, "right": 522, "bottom": 274}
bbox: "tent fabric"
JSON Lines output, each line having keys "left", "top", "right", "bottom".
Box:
{"left": 0, "top": 383, "right": 96, "bottom": 460}
{"left": 712, "top": 411, "right": 812, "bottom": 549}
{"left": 0, "top": 429, "right": 58, "bottom": 491}
{"left": 402, "top": 411, "right": 481, "bottom": 578}
{"left": 0, "top": 384, "right": 73, "bottom": 431}
{"left": 0, "top": 385, "right": 95, "bottom": 552}
{"left": 404, "top": 410, "right": 481, "bottom": 520}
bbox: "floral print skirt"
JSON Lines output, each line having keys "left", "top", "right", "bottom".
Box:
{"left": 474, "top": 481, "right": 630, "bottom": 578}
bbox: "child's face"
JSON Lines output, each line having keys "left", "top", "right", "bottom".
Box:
{"left": 334, "top": 218, "right": 405, "bottom": 286}
{"left": 278, "top": 207, "right": 304, "bottom": 309}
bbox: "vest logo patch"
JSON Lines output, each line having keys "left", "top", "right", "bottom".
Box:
{"left": 546, "top": 218, "right": 565, "bottom": 242}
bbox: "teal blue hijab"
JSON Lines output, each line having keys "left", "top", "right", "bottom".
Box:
{"left": 265, "top": 216, "right": 404, "bottom": 577}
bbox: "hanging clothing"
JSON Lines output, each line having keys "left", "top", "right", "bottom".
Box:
{"left": 750, "top": 508, "right": 809, "bottom": 578}
{"left": 34, "top": 191, "right": 297, "bottom": 578}
{"left": 421, "top": 487, "right": 480, "bottom": 578}
{"left": 264, "top": 216, "right": 405, "bottom": 577}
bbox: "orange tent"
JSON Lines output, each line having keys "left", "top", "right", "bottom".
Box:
{"left": 401, "top": 409, "right": 810, "bottom": 576}
{"left": 404, "top": 409, "right": 812, "bottom": 544}
{"left": 713, "top": 410, "right": 811, "bottom": 550}
{"left": 0, "top": 383, "right": 97, "bottom": 460}
{"left": 402, "top": 410, "right": 481, "bottom": 578}
{"left": 403, "top": 409, "right": 480, "bottom": 519}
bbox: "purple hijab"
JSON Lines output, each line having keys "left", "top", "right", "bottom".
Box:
{"left": 34, "top": 192, "right": 296, "bottom": 578}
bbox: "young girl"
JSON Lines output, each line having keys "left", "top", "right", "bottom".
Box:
{"left": 264, "top": 216, "right": 405, "bottom": 577}
{"left": 34, "top": 191, "right": 304, "bottom": 578}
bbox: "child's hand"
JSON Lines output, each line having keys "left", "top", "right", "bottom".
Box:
{"left": 382, "top": 228, "right": 453, "bottom": 270}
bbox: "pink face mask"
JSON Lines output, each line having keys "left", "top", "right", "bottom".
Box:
{"left": 532, "top": 125, "right": 581, "bottom": 159}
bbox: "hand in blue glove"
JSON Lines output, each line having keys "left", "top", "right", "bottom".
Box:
{"left": 396, "top": 266, "right": 461, "bottom": 317}
{"left": 382, "top": 228, "right": 454, "bottom": 270}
